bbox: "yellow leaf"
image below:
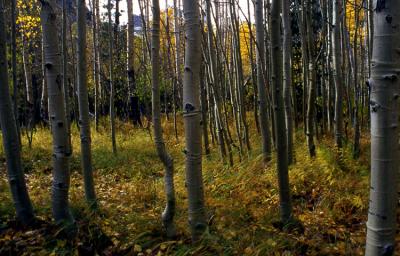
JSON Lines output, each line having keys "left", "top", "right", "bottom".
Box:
{"left": 134, "top": 244, "right": 142, "bottom": 252}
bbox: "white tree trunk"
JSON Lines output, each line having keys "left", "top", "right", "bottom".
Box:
{"left": 151, "top": 0, "right": 177, "bottom": 237}
{"left": 365, "top": 1, "right": 400, "bottom": 255}
{"left": 182, "top": 0, "right": 207, "bottom": 242}
{"left": 40, "top": 0, "right": 74, "bottom": 224}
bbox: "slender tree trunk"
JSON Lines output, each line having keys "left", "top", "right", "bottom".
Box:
{"left": 271, "top": 0, "right": 292, "bottom": 223}
{"left": 365, "top": 1, "right": 400, "bottom": 254}
{"left": 127, "top": 0, "right": 142, "bottom": 126}
{"left": 95, "top": 0, "right": 102, "bottom": 121}
{"left": 68, "top": 18, "right": 78, "bottom": 127}
{"left": 333, "top": 0, "right": 343, "bottom": 148}
{"left": 151, "top": 0, "right": 177, "bottom": 237}
{"left": 255, "top": 0, "right": 272, "bottom": 163}
{"left": 282, "top": 0, "right": 294, "bottom": 164}
{"left": 230, "top": 1, "right": 250, "bottom": 154}
{"left": 21, "top": 35, "right": 34, "bottom": 148}
{"left": 77, "top": 0, "right": 97, "bottom": 208}
{"left": 40, "top": 37, "right": 48, "bottom": 123}
{"left": 205, "top": 0, "right": 228, "bottom": 164}
{"left": 200, "top": 65, "right": 210, "bottom": 155}
{"left": 92, "top": 0, "right": 99, "bottom": 131}
{"left": 182, "top": 0, "right": 207, "bottom": 242}
{"left": 108, "top": 0, "right": 117, "bottom": 154}
{"left": 173, "top": 0, "right": 180, "bottom": 139}
{"left": 11, "top": 0, "right": 21, "bottom": 144}
{"left": 62, "top": 0, "right": 72, "bottom": 155}
{"left": 367, "top": 0, "right": 373, "bottom": 75}
{"left": 0, "top": 1, "right": 34, "bottom": 224}
{"left": 326, "top": 0, "right": 333, "bottom": 133}
{"left": 22, "top": 36, "right": 33, "bottom": 107}
{"left": 297, "top": 0, "right": 308, "bottom": 132}
{"left": 247, "top": 0, "right": 260, "bottom": 134}
{"left": 40, "top": 0, "right": 74, "bottom": 224}
{"left": 352, "top": 3, "right": 360, "bottom": 159}
{"left": 305, "top": 0, "right": 316, "bottom": 157}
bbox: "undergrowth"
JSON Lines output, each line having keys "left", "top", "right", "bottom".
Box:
{"left": 0, "top": 116, "right": 398, "bottom": 255}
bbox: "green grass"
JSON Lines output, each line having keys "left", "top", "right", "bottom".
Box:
{"left": 0, "top": 116, "right": 397, "bottom": 255}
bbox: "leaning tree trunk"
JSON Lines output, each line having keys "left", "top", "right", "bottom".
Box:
{"left": 151, "top": 0, "right": 176, "bottom": 237}
{"left": 332, "top": 0, "right": 343, "bottom": 149}
{"left": 365, "top": 1, "right": 400, "bottom": 255}
{"left": 0, "top": 0, "right": 34, "bottom": 224}
{"left": 40, "top": 0, "right": 74, "bottom": 224}
{"left": 182, "top": 0, "right": 207, "bottom": 242}
{"left": 77, "top": 0, "right": 97, "bottom": 207}
{"left": 255, "top": 0, "right": 272, "bottom": 163}
{"left": 271, "top": 0, "right": 292, "bottom": 223}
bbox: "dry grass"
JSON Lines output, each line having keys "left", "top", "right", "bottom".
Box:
{"left": 0, "top": 115, "right": 398, "bottom": 255}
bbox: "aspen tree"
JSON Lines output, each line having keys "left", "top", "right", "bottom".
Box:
{"left": 108, "top": 0, "right": 117, "bottom": 154}
{"left": 255, "top": 0, "right": 272, "bottom": 163}
{"left": 0, "top": 0, "right": 34, "bottom": 225}
{"left": 11, "top": 0, "right": 21, "bottom": 143}
{"left": 173, "top": 0, "right": 180, "bottom": 116}
{"left": 332, "top": 0, "right": 343, "bottom": 149}
{"left": 365, "top": 1, "right": 400, "bottom": 254}
{"left": 92, "top": 0, "right": 100, "bottom": 130}
{"left": 62, "top": 0, "right": 72, "bottom": 155}
{"left": 282, "top": 0, "right": 294, "bottom": 164}
{"left": 77, "top": 0, "right": 97, "bottom": 207}
{"left": 205, "top": 0, "right": 229, "bottom": 164}
{"left": 305, "top": 0, "right": 316, "bottom": 157}
{"left": 151, "top": 0, "right": 177, "bottom": 237}
{"left": 127, "top": 0, "right": 142, "bottom": 126}
{"left": 40, "top": 0, "right": 74, "bottom": 224}
{"left": 271, "top": 0, "right": 292, "bottom": 222}
{"left": 182, "top": 0, "right": 207, "bottom": 241}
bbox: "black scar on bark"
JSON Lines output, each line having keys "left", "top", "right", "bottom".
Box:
{"left": 185, "top": 103, "right": 195, "bottom": 112}
{"left": 376, "top": 0, "right": 385, "bottom": 12}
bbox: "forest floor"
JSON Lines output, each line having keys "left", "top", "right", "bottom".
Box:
{"left": 0, "top": 117, "right": 399, "bottom": 255}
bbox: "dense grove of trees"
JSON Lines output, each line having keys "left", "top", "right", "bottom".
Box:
{"left": 0, "top": 0, "right": 399, "bottom": 254}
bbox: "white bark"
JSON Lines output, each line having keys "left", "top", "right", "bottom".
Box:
{"left": 365, "top": 1, "right": 400, "bottom": 254}
{"left": 182, "top": 0, "right": 207, "bottom": 242}
{"left": 40, "top": 0, "right": 74, "bottom": 224}
{"left": 151, "top": 0, "right": 177, "bottom": 237}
